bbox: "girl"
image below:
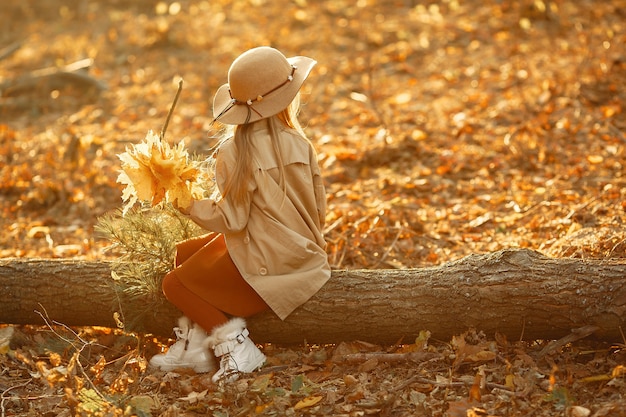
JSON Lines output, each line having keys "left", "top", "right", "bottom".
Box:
{"left": 149, "top": 46, "right": 330, "bottom": 383}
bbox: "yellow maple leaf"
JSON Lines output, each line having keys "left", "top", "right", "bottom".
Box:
{"left": 117, "top": 131, "right": 209, "bottom": 214}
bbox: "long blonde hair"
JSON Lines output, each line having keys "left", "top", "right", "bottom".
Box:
{"left": 222, "top": 93, "right": 310, "bottom": 204}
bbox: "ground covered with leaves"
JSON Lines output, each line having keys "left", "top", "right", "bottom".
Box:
{"left": 1, "top": 325, "right": 625, "bottom": 416}
{"left": 1, "top": 0, "right": 625, "bottom": 415}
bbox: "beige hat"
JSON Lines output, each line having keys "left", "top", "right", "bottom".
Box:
{"left": 212, "top": 46, "right": 316, "bottom": 125}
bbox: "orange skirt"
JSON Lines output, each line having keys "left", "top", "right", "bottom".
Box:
{"left": 162, "top": 232, "right": 269, "bottom": 331}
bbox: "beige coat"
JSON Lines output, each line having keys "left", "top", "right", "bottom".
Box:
{"left": 188, "top": 121, "right": 330, "bottom": 320}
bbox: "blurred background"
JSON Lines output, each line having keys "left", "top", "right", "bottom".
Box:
{"left": 0, "top": 0, "right": 624, "bottom": 268}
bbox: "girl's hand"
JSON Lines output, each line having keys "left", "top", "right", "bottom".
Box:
{"left": 177, "top": 200, "right": 193, "bottom": 215}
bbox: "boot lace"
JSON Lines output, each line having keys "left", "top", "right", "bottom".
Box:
{"left": 170, "top": 326, "right": 190, "bottom": 357}
{"left": 213, "top": 331, "right": 249, "bottom": 382}
{"left": 217, "top": 353, "right": 241, "bottom": 381}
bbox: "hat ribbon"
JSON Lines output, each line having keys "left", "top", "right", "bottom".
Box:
{"left": 213, "top": 65, "right": 297, "bottom": 124}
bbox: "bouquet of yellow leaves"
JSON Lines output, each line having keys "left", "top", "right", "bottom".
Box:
{"left": 117, "top": 130, "right": 211, "bottom": 214}
{"left": 96, "top": 80, "right": 215, "bottom": 332}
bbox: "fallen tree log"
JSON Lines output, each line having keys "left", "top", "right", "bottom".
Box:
{"left": 1, "top": 249, "right": 624, "bottom": 344}
{"left": 0, "top": 58, "right": 108, "bottom": 96}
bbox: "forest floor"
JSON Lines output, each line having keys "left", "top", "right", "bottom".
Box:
{"left": 1, "top": 0, "right": 625, "bottom": 415}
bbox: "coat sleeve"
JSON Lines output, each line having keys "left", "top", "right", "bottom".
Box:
{"left": 310, "top": 144, "right": 327, "bottom": 230}
{"left": 188, "top": 144, "right": 254, "bottom": 233}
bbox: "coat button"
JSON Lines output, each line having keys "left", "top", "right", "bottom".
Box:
{"left": 259, "top": 267, "right": 267, "bottom": 275}
{"left": 243, "top": 236, "right": 250, "bottom": 244}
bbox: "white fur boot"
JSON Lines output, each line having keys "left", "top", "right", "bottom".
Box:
{"left": 205, "top": 318, "right": 266, "bottom": 383}
{"left": 149, "top": 317, "right": 215, "bottom": 373}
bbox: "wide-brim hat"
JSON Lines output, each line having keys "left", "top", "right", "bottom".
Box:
{"left": 212, "top": 46, "right": 316, "bottom": 125}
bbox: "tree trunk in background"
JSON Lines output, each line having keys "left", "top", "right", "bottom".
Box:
{"left": 1, "top": 249, "right": 624, "bottom": 344}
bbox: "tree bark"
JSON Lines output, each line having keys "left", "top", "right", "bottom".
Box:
{"left": 1, "top": 249, "right": 624, "bottom": 344}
